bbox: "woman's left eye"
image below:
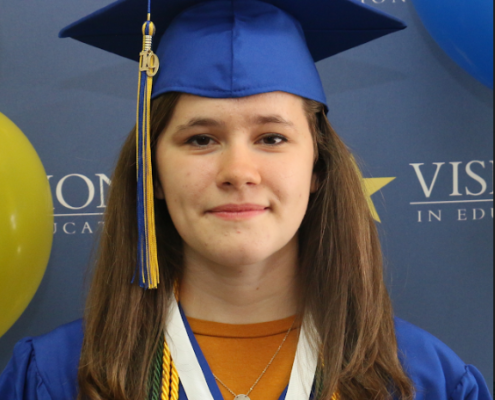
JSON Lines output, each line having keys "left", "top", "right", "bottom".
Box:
{"left": 259, "top": 134, "right": 288, "bottom": 146}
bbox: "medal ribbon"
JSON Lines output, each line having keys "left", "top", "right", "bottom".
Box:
{"left": 164, "top": 300, "right": 318, "bottom": 400}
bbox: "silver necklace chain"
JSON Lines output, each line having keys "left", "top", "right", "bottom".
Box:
{"left": 213, "top": 318, "right": 297, "bottom": 400}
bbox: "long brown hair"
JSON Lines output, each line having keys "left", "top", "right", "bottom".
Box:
{"left": 77, "top": 92, "right": 414, "bottom": 399}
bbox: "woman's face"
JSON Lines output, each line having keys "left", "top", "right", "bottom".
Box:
{"left": 155, "top": 92, "right": 316, "bottom": 268}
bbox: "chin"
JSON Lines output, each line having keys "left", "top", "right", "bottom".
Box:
{"left": 211, "top": 248, "right": 275, "bottom": 267}
{"left": 183, "top": 229, "right": 298, "bottom": 268}
{"left": 201, "top": 241, "right": 285, "bottom": 267}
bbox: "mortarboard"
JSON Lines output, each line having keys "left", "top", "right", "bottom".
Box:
{"left": 60, "top": 0, "right": 406, "bottom": 106}
{"left": 60, "top": 0, "right": 406, "bottom": 289}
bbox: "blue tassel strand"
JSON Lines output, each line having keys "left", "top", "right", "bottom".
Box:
{"left": 134, "top": 16, "right": 160, "bottom": 289}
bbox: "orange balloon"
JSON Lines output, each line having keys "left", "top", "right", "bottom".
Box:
{"left": 0, "top": 112, "right": 54, "bottom": 337}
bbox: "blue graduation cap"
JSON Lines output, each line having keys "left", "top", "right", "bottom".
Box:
{"left": 61, "top": 0, "right": 405, "bottom": 106}
{"left": 60, "top": 0, "right": 406, "bottom": 289}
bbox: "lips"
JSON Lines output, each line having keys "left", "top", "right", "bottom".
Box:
{"left": 209, "top": 204, "right": 267, "bottom": 213}
{"left": 207, "top": 204, "right": 269, "bottom": 220}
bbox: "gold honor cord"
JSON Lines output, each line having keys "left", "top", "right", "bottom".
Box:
{"left": 161, "top": 340, "right": 180, "bottom": 400}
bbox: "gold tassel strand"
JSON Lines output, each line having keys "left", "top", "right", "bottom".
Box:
{"left": 136, "top": 14, "right": 160, "bottom": 289}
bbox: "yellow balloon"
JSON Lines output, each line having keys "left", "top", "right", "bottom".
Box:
{"left": 0, "top": 112, "right": 53, "bottom": 338}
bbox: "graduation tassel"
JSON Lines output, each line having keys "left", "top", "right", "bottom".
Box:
{"left": 135, "top": 12, "right": 160, "bottom": 289}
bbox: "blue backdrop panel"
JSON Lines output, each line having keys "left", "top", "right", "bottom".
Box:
{"left": 0, "top": 0, "right": 493, "bottom": 390}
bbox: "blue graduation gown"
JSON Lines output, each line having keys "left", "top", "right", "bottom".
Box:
{"left": 0, "top": 318, "right": 491, "bottom": 400}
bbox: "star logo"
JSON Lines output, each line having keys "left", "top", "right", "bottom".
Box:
{"left": 352, "top": 158, "right": 395, "bottom": 223}
{"left": 363, "top": 177, "right": 396, "bottom": 222}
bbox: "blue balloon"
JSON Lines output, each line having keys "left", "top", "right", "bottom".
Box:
{"left": 411, "top": 0, "right": 493, "bottom": 89}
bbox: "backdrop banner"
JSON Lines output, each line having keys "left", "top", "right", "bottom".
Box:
{"left": 0, "top": 0, "right": 493, "bottom": 390}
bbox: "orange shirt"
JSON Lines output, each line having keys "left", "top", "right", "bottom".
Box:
{"left": 188, "top": 316, "right": 300, "bottom": 400}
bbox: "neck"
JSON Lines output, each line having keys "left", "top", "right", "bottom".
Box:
{"left": 180, "top": 238, "right": 299, "bottom": 324}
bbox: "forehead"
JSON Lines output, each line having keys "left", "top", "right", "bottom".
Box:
{"left": 171, "top": 92, "right": 306, "bottom": 122}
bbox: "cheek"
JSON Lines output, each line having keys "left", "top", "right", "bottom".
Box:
{"left": 264, "top": 156, "right": 314, "bottom": 210}
{"left": 158, "top": 151, "right": 215, "bottom": 212}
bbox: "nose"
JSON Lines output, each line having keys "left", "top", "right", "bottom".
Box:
{"left": 216, "top": 143, "right": 261, "bottom": 190}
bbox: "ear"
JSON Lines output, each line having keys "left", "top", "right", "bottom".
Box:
{"left": 310, "top": 172, "right": 320, "bottom": 193}
{"left": 154, "top": 178, "right": 165, "bottom": 199}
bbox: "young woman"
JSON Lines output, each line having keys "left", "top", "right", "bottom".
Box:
{"left": 0, "top": 1, "right": 491, "bottom": 399}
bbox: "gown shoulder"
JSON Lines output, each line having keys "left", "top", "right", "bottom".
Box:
{"left": 395, "top": 317, "right": 492, "bottom": 400}
{"left": 0, "top": 318, "right": 491, "bottom": 400}
{"left": 0, "top": 320, "right": 83, "bottom": 400}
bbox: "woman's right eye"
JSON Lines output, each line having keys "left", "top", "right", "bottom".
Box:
{"left": 186, "top": 135, "right": 215, "bottom": 147}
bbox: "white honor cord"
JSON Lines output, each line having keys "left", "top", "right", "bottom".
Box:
{"left": 165, "top": 299, "right": 318, "bottom": 400}
{"left": 165, "top": 299, "right": 215, "bottom": 400}
{"left": 285, "top": 320, "right": 319, "bottom": 400}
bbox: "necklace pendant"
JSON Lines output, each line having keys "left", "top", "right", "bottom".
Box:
{"left": 234, "top": 396, "right": 250, "bottom": 400}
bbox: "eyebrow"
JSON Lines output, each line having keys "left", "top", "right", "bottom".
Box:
{"left": 250, "top": 114, "right": 295, "bottom": 128}
{"left": 174, "top": 113, "right": 295, "bottom": 133}
{"left": 175, "top": 118, "right": 225, "bottom": 132}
